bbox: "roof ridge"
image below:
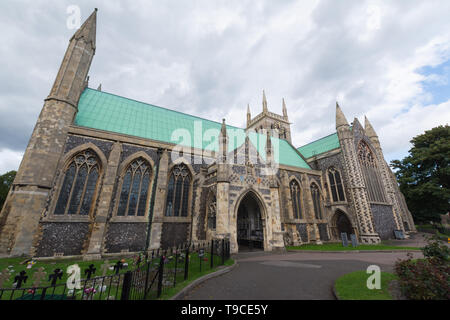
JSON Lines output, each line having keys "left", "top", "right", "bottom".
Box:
{"left": 85, "top": 87, "right": 243, "bottom": 130}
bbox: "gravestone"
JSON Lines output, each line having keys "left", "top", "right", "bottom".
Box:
{"left": 350, "top": 234, "right": 358, "bottom": 247}
{"left": 394, "top": 230, "right": 405, "bottom": 240}
{"left": 340, "top": 232, "right": 348, "bottom": 247}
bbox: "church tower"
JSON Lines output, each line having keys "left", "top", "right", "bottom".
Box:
{"left": 364, "top": 116, "right": 412, "bottom": 234}
{"left": 0, "top": 9, "right": 98, "bottom": 256}
{"left": 335, "top": 103, "right": 381, "bottom": 244}
{"left": 246, "top": 91, "right": 292, "bottom": 143}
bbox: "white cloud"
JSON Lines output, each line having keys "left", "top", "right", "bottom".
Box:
{"left": 0, "top": 149, "right": 23, "bottom": 173}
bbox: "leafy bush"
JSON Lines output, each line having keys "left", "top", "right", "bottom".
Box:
{"left": 394, "top": 236, "right": 450, "bottom": 300}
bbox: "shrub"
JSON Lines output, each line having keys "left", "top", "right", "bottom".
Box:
{"left": 394, "top": 236, "right": 450, "bottom": 300}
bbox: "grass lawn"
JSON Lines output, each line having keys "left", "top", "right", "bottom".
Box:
{"left": 286, "top": 243, "right": 421, "bottom": 251}
{"left": 0, "top": 253, "right": 234, "bottom": 300}
{"left": 334, "top": 270, "right": 398, "bottom": 300}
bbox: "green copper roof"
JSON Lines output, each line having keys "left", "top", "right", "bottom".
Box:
{"left": 75, "top": 88, "right": 310, "bottom": 169}
{"left": 297, "top": 132, "right": 340, "bottom": 158}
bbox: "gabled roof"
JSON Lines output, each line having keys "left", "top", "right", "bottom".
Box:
{"left": 297, "top": 132, "right": 340, "bottom": 159}
{"left": 75, "top": 88, "right": 311, "bottom": 169}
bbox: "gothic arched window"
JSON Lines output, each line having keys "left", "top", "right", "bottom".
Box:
{"left": 54, "top": 149, "right": 100, "bottom": 216}
{"left": 290, "top": 179, "right": 303, "bottom": 219}
{"left": 357, "top": 141, "right": 386, "bottom": 203}
{"left": 165, "top": 163, "right": 191, "bottom": 217}
{"left": 117, "top": 158, "right": 152, "bottom": 217}
{"left": 207, "top": 195, "right": 217, "bottom": 230}
{"left": 310, "top": 183, "right": 323, "bottom": 219}
{"left": 328, "top": 167, "right": 345, "bottom": 202}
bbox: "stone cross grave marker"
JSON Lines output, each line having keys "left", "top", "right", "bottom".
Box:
{"left": 32, "top": 267, "right": 47, "bottom": 288}
{"left": 14, "top": 271, "right": 28, "bottom": 289}
{"left": 350, "top": 234, "right": 358, "bottom": 247}
{"left": 113, "top": 260, "right": 123, "bottom": 275}
{"left": 0, "top": 269, "right": 10, "bottom": 288}
{"left": 100, "top": 260, "right": 111, "bottom": 277}
{"left": 341, "top": 232, "right": 348, "bottom": 247}
{"left": 84, "top": 264, "right": 96, "bottom": 280}
{"left": 48, "top": 269, "right": 63, "bottom": 286}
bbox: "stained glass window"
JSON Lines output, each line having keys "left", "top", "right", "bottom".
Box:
{"left": 165, "top": 163, "right": 191, "bottom": 217}
{"left": 357, "top": 141, "right": 387, "bottom": 203}
{"left": 311, "top": 183, "right": 323, "bottom": 219}
{"left": 54, "top": 150, "right": 100, "bottom": 216}
{"left": 289, "top": 180, "right": 302, "bottom": 219}
{"left": 207, "top": 196, "right": 217, "bottom": 229}
{"left": 328, "top": 167, "right": 345, "bottom": 202}
{"left": 116, "top": 158, "right": 152, "bottom": 216}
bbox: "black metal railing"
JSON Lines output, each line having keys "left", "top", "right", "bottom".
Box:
{"left": 0, "top": 239, "right": 231, "bottom": 300}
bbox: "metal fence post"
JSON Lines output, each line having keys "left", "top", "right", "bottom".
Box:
{"left": 143, "top": 261, "right": 151, "bottom": 300}
{"left": 120, "top": 271, "right": 133, "bottom": 300}
{"left": 210, "top": 240, "right": 214, "bottom": 269}
{"left": 157, "top": 255, "right": 164, "bottom": 298}
{"left": 184, "top": 245, "right": 190, "bottom": 280}
{"left": 221, "top": 239, "right": 225, "bottom": 265}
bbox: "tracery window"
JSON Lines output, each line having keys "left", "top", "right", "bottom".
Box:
{"left": 54, "top": 149, "right": 100, "bottom": 216}
{"left": 328, "top": 167, "right": 345, "bottom": 202}
{"left": 117, "top": 158, "right": 152, "bottom": 217}
{"left": 207, "top": 196, "right": 217, "bottom": 230}
{"left": 289, "top": 180, "right": 303, "bottom": 219}
{"left": 310, "top": 183, "right": 323, "bottom": 219}
{"left": 165, "top": 163, "right": 191, "bottom": 217}
{"left": 357, "top": 141, "right": 387, "bottom": 203}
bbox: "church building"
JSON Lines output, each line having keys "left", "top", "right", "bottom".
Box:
{"left": 0, "top": 10, "right": 415, "bottom": 259}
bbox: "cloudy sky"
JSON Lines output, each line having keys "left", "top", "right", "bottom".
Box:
{"left": 1, "top": 0, "right": 449, "bottom": 173}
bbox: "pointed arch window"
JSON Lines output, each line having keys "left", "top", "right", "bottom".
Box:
{"left": 289, "top": 180, "right": 303, "bottom": 219}
{"left": 207, "top": 195, "right": 217, "bottom": 230}
{"left": 165, "top": 164, "right": 191, "bottom": 217}
{"left": 54, "top": 149, "right": 100, "bottom": 216}
{"left": 310, "top": 183, "right": 323, "bottom": 219}
{"left": 357, "top": 141, "right": 387, "bottom": 203}
{"left": 328, "top": 167, "right": 345, "bottom": 202}
{"left": 117, "top": 158, "right": 152, "bottom": 217}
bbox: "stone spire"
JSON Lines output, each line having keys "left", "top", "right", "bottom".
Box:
{"left": 364, "top": 116, "right": 377, "bottom": 139}
{"left": 266, "top": 130, "right": 273, "bottom": 161}
{"left": 47, "top": 8, "right": 97, "bottom": 108}
{"left": 70, "top": 8, "right": 97, "bottom": 51}
{"left": 217, "top": 118, "right": 229, "bottom": 181}
{"left": 336, "top": 102, "right": 349, "bottom": 129}
{"left": 219, "top": 118, "right": 228, "bottom": 161}
{"left": 247, "top": 104, "right": 251, "bottom": 127}
{"left": 262, "top": 90, "right": 268, "bottom": 113}
{"left": 0, "top": 9, "right": 99, "bottom": 257}
{"left": 282, "top": 98, "right": 288, "bottom": 119}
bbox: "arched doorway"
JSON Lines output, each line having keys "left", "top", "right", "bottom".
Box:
{"left": 334, "top": 210, "right": 353, "bottom": 240}
{"left": 236, "top": 192, "right": 264, "bottom": 251}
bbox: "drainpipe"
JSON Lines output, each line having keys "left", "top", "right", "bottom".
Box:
{"left": 144, "top": 148, "right": 164, "bottom": 257}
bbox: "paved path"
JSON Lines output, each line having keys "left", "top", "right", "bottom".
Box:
{"left": 182, "top": 250, "right": 423, "bottom": 300}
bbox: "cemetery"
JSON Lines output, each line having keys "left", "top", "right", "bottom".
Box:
{"left": 0, "top": 240, "right": 232, "bottom": 300}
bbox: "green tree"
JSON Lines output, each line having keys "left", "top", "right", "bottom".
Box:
{"left": 0, "top": 170, "right": 16, "bottom": 210}
{"left": 391, "top": 125, "right": 450, "bottom": 223}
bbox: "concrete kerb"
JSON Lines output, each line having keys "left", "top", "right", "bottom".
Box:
{"left": 170, "top": 260, "right": 238, "bottom": 300}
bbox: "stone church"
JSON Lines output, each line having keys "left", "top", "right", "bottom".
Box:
{"left": 0, "top": 10, "right": 415, "bottom": 259}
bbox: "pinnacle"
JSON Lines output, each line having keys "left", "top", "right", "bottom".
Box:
{"left": 364, "top": 116, "right": 378, "bottom": 138}
{"left": 70, "top": 8, "right": 97, "bottom": 50}
{"left": 336, "top": 101, "right": 349, "bottom": 129}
